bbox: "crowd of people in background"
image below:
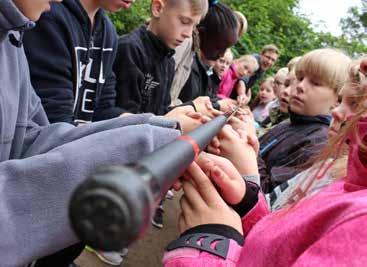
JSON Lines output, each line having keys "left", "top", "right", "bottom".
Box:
{"left": 0, "top": 0, "right": 366, "bottom": 266}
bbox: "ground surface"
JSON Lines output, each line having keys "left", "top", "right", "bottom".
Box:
{"left": 76, "top": 193, "right": 181, "bottom": 267}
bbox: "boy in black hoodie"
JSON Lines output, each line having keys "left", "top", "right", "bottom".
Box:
{"left": 23, "top": 0, "right": 135, "bottom": 125}
{"left": 114, "top": 0, "right": 208, "bottom": 115}
{"left": 113, "top": 0, "right": 208, "bottom": 230}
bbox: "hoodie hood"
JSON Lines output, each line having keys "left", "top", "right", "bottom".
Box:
{"left": 62, "top": 0, "right": 89, "bottom": 27}
{"left": 61, "top": 0, "right": 105, "bottom": 32}
{"left": 0, "top": 0, "right": 34, "bottom": 32}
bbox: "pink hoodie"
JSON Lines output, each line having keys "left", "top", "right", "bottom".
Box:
{"left": 217, "top": 65, "right": 239, "bottom": 99}
{"left": 163, "top": 120, "right": 367, "bottom": 266}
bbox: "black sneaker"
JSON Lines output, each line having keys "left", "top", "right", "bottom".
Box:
{"left": 151, "top": 207, "right": 164, "bottom": 229}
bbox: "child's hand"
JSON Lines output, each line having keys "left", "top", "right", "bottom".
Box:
{"left": 236, "top": 86, "right": 251, "bottom": 108}
{"left": 207, "top": 135, "right": 221, "bottom": 155}
{"left": 228, "top": 116, "right": 258, "bottom": 154}
{"left": 235, "top": 106, "right": 255, "bottom": 123}
{"left": 172, "top": 152, "right": 246, "bottom": 205}
{"left": 178, "top": 161, "right": 243, "bottom": 234}
{"left": 218, "top": 98, "right": 237, "bottom": 112}
{"left": 235, "top": 80, "right": 251, "bottom": 106}
{"left": 165, "top": 106, "right": 203, "bottom": 134}
{"left": 216, "top": 125, "right": 259, "bottom": 176}
{"left": 196, "top": 152, "right": 246, "bottom": 204}
{"left": 119, "top": 112, "right": 134, "bottom": 117}
{"left": 193, "top": 96, "right": 222, "bottom": 118}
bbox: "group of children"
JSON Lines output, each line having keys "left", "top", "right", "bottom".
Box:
{"left": 210, "top": 44, "right": 282, "bottom": 126}
{"left": 164, "top": 52, "right": 367, "bottom": 267}
{"left": 1, "top": 0, "right": 367, "bottom": 267}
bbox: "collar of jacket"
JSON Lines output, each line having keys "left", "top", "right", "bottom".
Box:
{"left": 195, "top": 53, "right": 211, "bottom": 73}
{"left": 289, "top": 111, "right": 331, "bottom": 126}
{"left": 63, "top": 0, "right": 105, "bottom": 35}
{"left": 143, "top": 26, "right": 175, "bottom": 59}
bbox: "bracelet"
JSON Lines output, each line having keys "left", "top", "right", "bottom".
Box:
{"left": 242, "top": 174, "right": 260, "bottom": 185}
{"left": 166, "top": 233, "right": 229, "bottom": 258}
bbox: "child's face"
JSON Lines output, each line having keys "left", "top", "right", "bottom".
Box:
{"left": 151, "top": 1, "right": 202, "bottom": 49}
{"left": 329, "top": 85, "right": 360, "bottom": 139}
{"left": 236, "top": 61, "right": 255, "bottom": 78}
{"left": 98, "top": 0, "right": 136, "bottom": 12}
{"left": 259, "top": 51, "right": 278, "bottom": 71}
{"left": 13, "top": 0, "right": 62, "bottom": 21}
{"left": 279, "top": 72, "right": 296, "bottom": 113}
{"left": 290, "top": 73, "right": 337, "bottom": 117}
{"left": 329, "top": 58, "right": 367, "bottom": 139}
{"left": 273, "top": 73, "right": 287, "bottom": 98}
{"left": 259, "top": 81, "right": 275, "bottom": 104}
{"left": 214, "top": 54, "right": 233, "bottom": 78}
{"left": 200, "top": 28, "right": 238, "bottom": 61}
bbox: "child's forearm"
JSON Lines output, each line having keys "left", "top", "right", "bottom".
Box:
{"left": 236, "top": 80, "right": 246, "bottom": 95}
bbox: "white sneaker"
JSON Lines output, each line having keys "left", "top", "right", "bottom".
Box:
{"left": 165, "top": 190, "right": 174, "bottom": 200}
{"left": 85, "top": 246, "right": 123, "bottom": 266}
{"left": 119, "top": 247, "right": 129, "bottom": 257}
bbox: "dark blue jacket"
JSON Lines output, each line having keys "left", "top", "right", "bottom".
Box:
{"left": 23, "top": 0, "right": 124, "bottom": 124}
{"left": 114, "top": 26, "right": 175, "bottom": 115}
{"left": 258, "top": 112, "right": 331, "bottom": 193}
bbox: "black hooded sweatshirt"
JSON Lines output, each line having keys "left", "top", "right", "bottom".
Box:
{"left": 114, "top": 26, "right": 175, "bottom": 115}
{"left": 23, "top": 0, "right": 125, "bottom": 124}
{"left": 179, "top": 53, "right": 221, "bottom": 110}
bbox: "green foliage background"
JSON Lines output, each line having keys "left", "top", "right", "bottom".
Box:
{"left": 109, "top": 0, "right": 367, "bottom": 93}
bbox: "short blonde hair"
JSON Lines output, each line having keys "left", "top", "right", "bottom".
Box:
{"left": 262, "top": 76, "right": 275, "bottom": 87}
{"left": 235, "top": 54, "right": 259, "bottom": 73}
{"left": 261, "top": 44, "right": 280, "bottom": 56}
{"left": 162, "top": 0, "right": 209, "bottom": 18}
{"left": 275, "top": 67, "right": 289, "bottom": 78}
{"left": 223, "top": 48, "right": 234, "bottom": 62}
{"left": 287, "top": 56, "right": 301, "bottom": 72}
{"left": 234, "top": 11, "right": 248, "bottom": 37}
{"left": 295, "top": 48, "right": 351, "bottom": 93}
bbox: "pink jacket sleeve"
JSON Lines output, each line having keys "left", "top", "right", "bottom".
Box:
{"left": 292, "top": 215, "right": 367, "bottom": 266}
{"left": 217, "top": 72, "right": 231, "bottom": 100}
{"left": 162, "top": 192, "right": 270, "bottom": 267}
{"left": 217, "top": 65, "right": 237, "bottom": 99}
{"left": 241, "top": 193, "right": 270, "bottom": 235}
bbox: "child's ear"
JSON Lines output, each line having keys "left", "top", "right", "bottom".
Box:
{"left": 151, "top": 0, "right": 165, "bottom": 18}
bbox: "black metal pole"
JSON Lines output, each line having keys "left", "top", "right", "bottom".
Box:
{"left": 69, "top": 108, "right": 238, "bottom": 251}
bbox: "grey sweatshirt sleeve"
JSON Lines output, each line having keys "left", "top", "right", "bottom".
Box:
{"left": 1, "top": 122, "right": 180, "bottom": 267}
{"left": 1, "top": 90, "right": 180, "bottom": 267}
{"left": 20, "top": 82, "right": 179, "bottom": 157}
